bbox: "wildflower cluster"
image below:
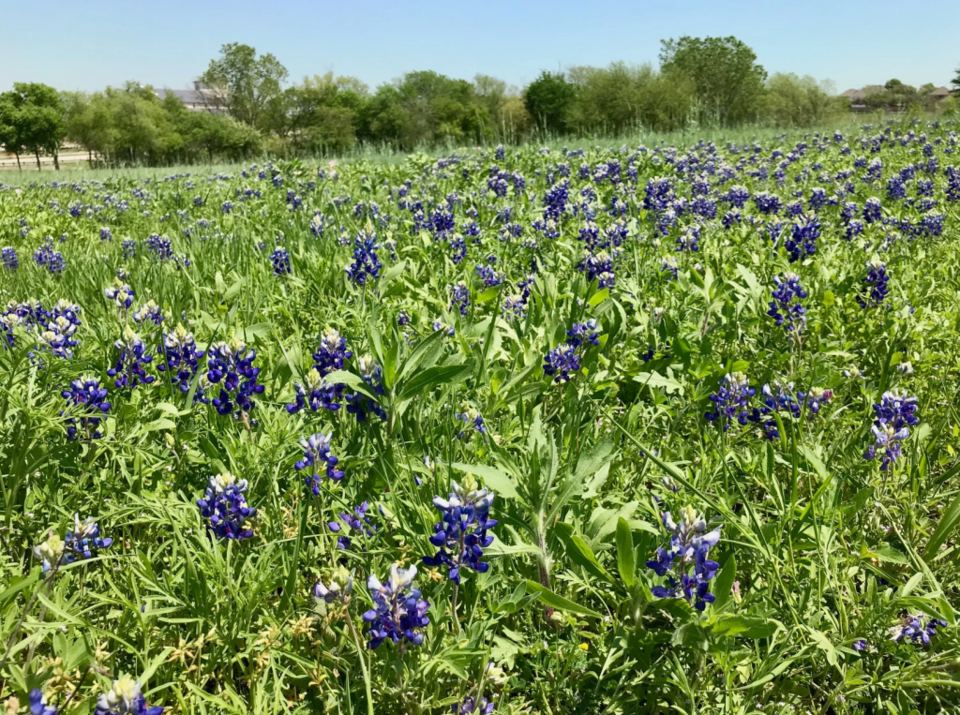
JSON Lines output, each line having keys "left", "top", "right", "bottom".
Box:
{"left": 423, "top": 476, "right": 496, "bottom": 583}
{"left": 286, "top": 368, "right": 340, "bottom": 413}
{"left": 345, "top": 355, "right": 387, "bottom": 422}
{"left": 363, "top": 564, "right": 431, "bottom": 649}
{"left": 206, "top": 338, "right": 265, "bottom": 417}
{"left": 157, "top": 324, "right": 205, "bottom": 396}
{"left": 108, "top": 326, "right": 156, "bottom": 389}
{"left": 329, "top": 502, "right": 376, "bottom": 549}
{"left": 864, "top": 391, "right": 919, "bottom": 470}
{"left": 61, "top": 377, "right": 111, "bottom": 439}
{"left": 196, "top": 472, "right": 257, "bottom": 540}
{"left": 95, "top": 676, "right": 164, "bottom": 715}
{"left": 767, "top": 273, "right": 807, "bottom": 334}
{"left": 646, "top": 506, "right": 722, "bottom": 611}
{"left": 295, "top": 433, "right": 344, "bottom": 493}
{"left": 345, "top": 232, "right": 381, "bottom": 286}
{"left": 857, "top": 259, "right": 890, "bottom": 308}
{"left": 892, "top": 614, "right": 947, "bottom": 645}
{"left": 705, "top": 372, "right": 755, "bottom": 431}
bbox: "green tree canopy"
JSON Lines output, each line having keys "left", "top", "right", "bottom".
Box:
{"left": 0, "top": 83, "right": 65, "bottom": 169}
{"left": 200, "top": 43, "right": 289, "bottom": 130}
{"left": 523, "top": 71, "right": 576, "bottom": 136}
{"left": 659, "top": 36, "right": 767, "bottom": 126}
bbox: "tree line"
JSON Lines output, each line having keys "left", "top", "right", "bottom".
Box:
{"left": 2, "top": 36, "right": 958, "bottom": 168}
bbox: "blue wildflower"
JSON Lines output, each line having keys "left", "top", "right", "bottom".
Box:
{"left": 705, "top": 372, "right": 755, "bottom": 431}
{"left": 270, "top": 247, "right": 291, "bottom": 275}
{"left": 295, "top": 433, "right": 344, "bottom": 494}
{"left": 328, "top": 501, "right": 376, "bottom": 550}
{"left": 893, "top": 614, "right": 946, "bottom": 645}
{"left": 206, "top": 338, "right": 265, "bottom": 417}
{"left": 646, "top": 506, "right": 722, "bottom": 611}
{"left": 95, "top": 676, "right": 163, "bottom": 715}
{"left": 196, "top": 472, "right": 257, "bottom": 541}
{"left": 767, "top": 273, "right": 807, "bottom": 333}
{"left": 423, "top": 477, "right": 496, "bottom": 584}
{"left": 61, "top": 377, "right": 111, "bottom": 439}
{"left": 864, "top": 391, "right": 919, "bottom": 471}
{"left": 363, "top": 564, "right": 430, "bottom": 649}
{"left": 108, "top": 326, "right": 155, "bottom": 389}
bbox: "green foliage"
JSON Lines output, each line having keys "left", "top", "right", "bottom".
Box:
{"left": 659, "top": 35, "right": 768, "bottom": 126}
{"left": 199, "top": 42, "right": 289, "bottom": 130}
{"left": 523, "top": 71, "right": 576, "bottom": 136}
{"left": 764, "top": 73, "right": 846, "bottom": 128}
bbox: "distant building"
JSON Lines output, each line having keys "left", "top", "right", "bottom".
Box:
{"left": 155, "top": 81, "right": 227, "bottom": 113}
{"left": 931, "top": 86, "right": 952, "bottom": 99}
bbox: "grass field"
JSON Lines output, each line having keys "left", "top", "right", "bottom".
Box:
{"left": 2, "top": 117, "right": 960, "bottom": 715}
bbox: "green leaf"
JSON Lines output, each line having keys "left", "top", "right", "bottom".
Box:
{"left": 323, "top": 370, "right": 379, "bottom": 400}
{"left": 711, "top": 614, "right": 778, "bottom": 639}
{"left": 924, "top": 490, "right": 960, "bottom": 561}
{"left": 523, "top": 580, "right": 602, "bottom": 618}
{"left": 397, "top": 361, "right": 473, "bottom": 400}
{"left": 450, "top": 462, "right": 520, "bottom": 500}
{"left": 615, "top": 518, "right": 636, "bottom": 587}
{"left": 555, "top": 523, "right": 614, "bottom": 583}
{"left": 807, "top": 628, "right": 838, "bottom": 668}
{"left": 711, "top": 555, "right": 737, "bottom": 611}
{"left": 634, "top": 370, "right": 685, "bottom": 395}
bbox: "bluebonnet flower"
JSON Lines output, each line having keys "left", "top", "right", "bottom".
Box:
{"left": 433, "top": 319, "right": 455, "bottom": 336}
{"left": 61, "top": 377, "right": 111, "bottom": 439}
{"left": 36, "top": 312, "right": 81, "bottom": 360}
{"left": 566, "top": 320, "right": 600, "bottom": 348}
{"left": 362, "top": 564, "right": 430, "bottom": 649}
{"left": 157, "top": 324, "right": 205, "bottom": 397}
{"left": 542, "top": 180, "right": 569, "bottom": 220}
{"left": 753, "top": 191, "right": 782, "bottom": 215}
{"left": 29, "top": 690, "right": 57, "bottom": 715}
{"left": 221, "top": 201, "right": 233, "bottom": 214}
{"left": 33, "top": 531, "right": 66, "bottom": 573}
{"left": 784, "top": 214, "right": 820, "bottom": 262}
{"left": 145, "top": 234, "right": 174, "bottom": 262}
{"left": 1, "top": 246, "right": 18, "bottom": 270}
{"left": 329, "top": 502, "right": 376, "bottom": 549}
{"left": 455, "top": 406, "right": 485, "bottom": 438}
{"left": 33, "top": 241, "right": 65, "bottom": 274}
{"left": 919, "top": 211, "right": 944, "bottom": 237}
{"left": 450, "top": 281, "right": 471, "bottom": 316}
{"left": 206, "top": 338, "right": 265, "bottom": 417}
{"left": 196, "top": 472, "right": 257, "bottom": 540}
{"left": 345, "top": 231, "right": 382, "bottom": 286}
{"left": 286, "top": 368, "right": 341, "bottom": 413}
{"left": 646, "top": 506, "right": 722, "bottom": 611}
{"left": 864, "top": 391, "right": 919, "bottom": 471}
{"left": 121, "top": 239, "right": 137, "bottom": 259}
{"left": 766, "top": 273, "right": 807, "bottom": 333}
{"left": 475, "top": 262, "right": 504, "bottom": 288}
{"left": 577, "top": 250, "right": 617, "bottom": 287}
{"left": 705, "top": 372, "right": 755, "bottom": 431}
{"left": 453, "top": 697, "right": 496, "bottom": 715}
{"left": 892, "top": 614, "right": 946, "bottom": 645}
{"left": 857, "top": 259, "right": 890, "bottom": 309}
{"left": 270, "top": 247, "right": 291, "bottom": 275}
{"left": 661, "top": 256, "right": 679, "bottom": 279}
{"left": 748, "top": 382, "right": 832, "bottom": 441}
{"left": 852, "top": 639, "right": 868, "bottom": 652}
{"left": 108, "top": 326, "right": 155, "bottom": 389}
{"left": 345, "top": 355, "right": 387, "bottom": 422}
{"left": 295, "top": 433, "right": 344, "bottom": 494}
{"left": 723, "top": 185, "right": 750, "bottom": 208}
{"left": 65, "top": 513, "right": 113, "bottom": 560}
{"left": 132, "top": 300, "right": 164, "bottom": 326}
{"left": 676, "top": 226, "right": 700, "bottom": 253}
{"left": 314, "top": 565, "right": 354, "bottom": 603}
{"left": 100, "top": 227, "right": 113, "bottom": 242}
{"left": 863, "top": 197, "right": 882, "bottom": 224}
{"left": 95, "top": 676, "right": 163, "bottom": 715}
{"left": 104, "top": 280, "right": 135, "bottom": 314}
{"left": 313, "top": 327, "right": 353, "bottom": 377}
{"left": 543, "top": 343, "right": 581, "bottom": 383}
{"left": 423, "top": 476, "right": 496, "bottom": 584}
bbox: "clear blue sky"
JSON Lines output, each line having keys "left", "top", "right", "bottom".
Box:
{"left": 2, "top": 0, "right": 957, "bottom": 94}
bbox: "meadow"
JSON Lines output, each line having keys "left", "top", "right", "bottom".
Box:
{"left": 2, "top": 119, "right": 960, "bottom": 715}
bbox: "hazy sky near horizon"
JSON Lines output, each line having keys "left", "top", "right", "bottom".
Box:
{"left": 1, "top": 0, "right": 957, "bottom": 94}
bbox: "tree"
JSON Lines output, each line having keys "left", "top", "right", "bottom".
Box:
{"left": 0, "top": 93, "right": 24, "bottom": 170}
{"left": 765, "top": 73, "right": 844, "bottom": 127}
{"left": 360, "top": 71, "right": 488, "bottom": 149}
{"left": 200, "top": 43, "right": 288, "bottom": 130}
{"left": 951, "top": 65, "right": 960, "bottom": 96}
{"left": 0, "top": 83, "right": 65, "bottom": 170}
{"left": 659, "top": 36, "right": 767, "bottom": 126}
{"left": 523, "top": 71, "right": 576, "bottom": 136}
{"left": 285, "top": 73, "right": 369, "bottom": 154}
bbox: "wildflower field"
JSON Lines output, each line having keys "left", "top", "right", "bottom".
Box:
{"left": 3, "top": 120, "right": 960, "bottom": 715}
